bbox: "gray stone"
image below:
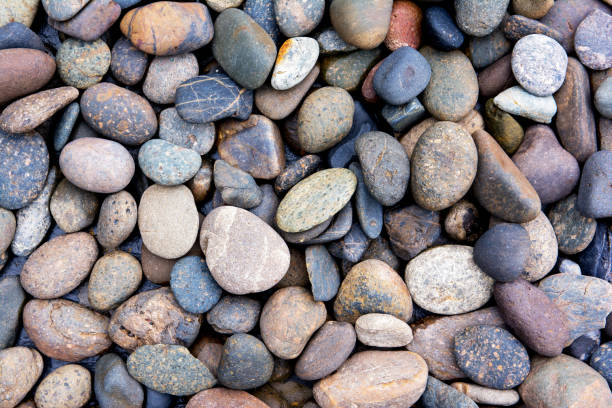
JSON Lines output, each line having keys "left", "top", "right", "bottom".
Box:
{"left": 577, "top": 151, "right": 612, "bottom": 219}
{"left": 494, "top": 86, "right": 557, "bottom": 123}
{"left": 271, "top": 37, "right": 319, "bottom": 90}
{"left": 50, "top": 178, "right": 99, "bottom": 233}
{"left": 213, "top": 160, "right": 263, "bottom": 209}
{"left": 274, "top": 0, "right": 324, "bottom": 37}
{"left": 421, "top": 376, "right": 478, "bottom": 408}
{"left": 207, "top": 295, "right": 261, "bottom": 334}
{"left": 143, "top": 53, "right": 199, "bottom": 104}
{"left": 355, "top": 313, "right": 413, "bottom": 348}
{"left": 0, "top": 276, "right": 26, "bottom": 350}
{"left": 455, "top": 0, "right": 510, "bottom": 37}
{"left": 95, "top": 353, "right": 144, "bottom": 408}
{"left": 595, "top": 77, "right": 612, "bottom": 119}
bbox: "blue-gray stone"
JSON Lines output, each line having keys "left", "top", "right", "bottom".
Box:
{"left": 0, "top": 22, "right": 46, "bottom": 51}
{"left": 305, "top": 202, "right": 353, "bottom": 245}
{"left": 213, "top": 159, "right": 263, "bottom": 209}
{"left": 0, "top": 276, "right": 26, "bottom": 350}
{"left": 175, "top": 73, "right": 253, "bottom": 124}
{"left": 305, "top": 245, "right": 341, "bottom": 302}
{"left": 579, "top": 223, "right": 612, "bottom": 283}
{"left": 170, "top": 256, "right": 222, "bottom": 314}
{"left": 0, "top": 130, "right": 49, "bottom": 210}
{"left": 381, "top": 99, "right": 426, "bottom": 132}
{"left": 145, "top": 388, "right": 172, "bottom": 408}
{"left": 206, "top": 295, "right": 261, "bottom": 334}
{"left": 421, "top": 376, "right": 478, "bottom": 408}
{"left": 137, "top": 139, "right": 202, "bottom": 186}
{"left": 53, "top": 102, "right": 80, "bottom": 151}
{"left": 577, "top": 150, "right": 612, "bottom": 219}
{"left": 349, "top": 163, "right": 382, "bottom": 240}
{"left": 249, "top": 184, "right": 278, "bottom": 226}
{"left": 114, "top": 0, "right": 142, "bottom": 8}
{"left": 423, "top": 7, "right": 464, "bottom": 51}
{"left": 244, "top": 0, "right": 280, "bottom": 45}
{"left": 373, "top": 47, "right": 431, "bottom": 106}
{"left": 274, "top": 0, "right": 325, "bottom": 37}
{"left": 328, "top": 222, "right": 369, "bottom": 263}
{"left": 590, "top": 342, "right": 612, "bottom": 386}
{"left": 217, "top": 333, "right": 274, "bottom": 390}
{"left": 316, "top": 28, "right": 358, "bottom": 55}
{"left": 328, "top": 101, "right": 376, "bottom": 168}
{"left": 570, "top": 330, "right": 601, "bottom": 362}
{"left": 94, "top": 353, "right": 144, "bottom": 408}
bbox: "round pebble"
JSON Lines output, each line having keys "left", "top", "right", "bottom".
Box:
{"left": 373, "top": 46, "right": 431, "bottom": 105}
{"left": 143, "top": 53, "right": 199, "bottom": 104}
{"left": 35, "top": 364, "right": 91, "bottom": 408}
{"left": 217, "top": 333, "right": 274, "bottom": 390}
{"left": 57, "top": 38, "right": 110, "bottom": 89}
{"left": 138, "top": 139, "right": 202, "bottom": 186}
{"left": 0, "top": 347, "right": 43, "bottom": 408}
{"left": 355, "top": 313, "right": 413, "bottom": 348}
{"left": 330, "top": 0, "right": 393, "bottom": 50}
{"left": 50, "top": 178, "right": 99, "bottom": 233}
{"left": 170, "top": 256, "right": 222, "bottom": 314}
{"left": 110, "top": 36, "right": 148, "bottom": 86}
{"left": 272, "top": 37, "right": 319, "bottom": 91}
{"left": 473, "top": 223, "right": 530, "bottom": 282}
{"left": 575, "top": 10, "right": 612, "bottom": 70}
{"left": 207, "top": 295, "right": 261, "bottom": 334}
{"left": 88, "top": 251, "right": 142, "bottom": 311}
{"left": 95, "top": 190, "right": 137, "bottom": 249}
{"left": 512, "top": 0, "right": 553, "bottom": 19}
{"left": 455, "top": 0, "right": 510, "bottom": 37}
{"left": 0, "top": 48, "right": 56, "bottom": 105}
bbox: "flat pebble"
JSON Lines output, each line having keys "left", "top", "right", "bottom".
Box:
{"left": 170, "top": 256, "right": 222, "bottom": 314}
{"left": 575, "top": 10, "right": 612, "bottom": 70}
{"left": 34, "top": 364, "right": 91, "bottom": 408}
{"left": 474, "top": 223, "right": 530, "bottom": 282}
{"left": 88, "top": 251, "right": 142, "bottom": 311}
{"left": 110, "top": 37, "right": 149, "bottom": 86}
{"left": 502, "top": 14, "right": 564, "bottom": 43}
{"left": 218, "top": 333, "right": 273, "bottom": 390}
{"left": 94, "top": 353, "right": 144, "bottom": 408}
{"left": 451, "top": 382, "right": 520, "bottom": 406}
{"left": 0, "top": 48, "right": 55, "bottom": 104}
{"left": 143, "top": 53, "right": 198, "bottom": 104}
{"left": 455, "top": 0, "right": 509, "bottom": 37}
{"left": 330, "top": 0, "right": 393, "bottom": 50}
{"left": 57, "top": 38, "right": 110, "bottom": 89}
{"left": 549, "top": 195, "right": 597, "bottom": 255}
{"left": 423, "top": 6, "right": 464, "bottom": 51}
{"left": 0, "top": 347, "right": 43, "bottom": 408}
{"left": 138, "top": 139, "right": 201, "bottom": 186}
{"left": 305, "top": 245, "right": 341, "bottom": 302}
{"left": 355, "top": 313, "right": 413, "bottom": 348}
{"left": 421, "top": 376, "right": 478, "bottom": 408}
{"left": 50, "top": 178, "right": 99, "bottom": 233}
{"left": 494, "top": 86, "right": 557, "bottom": 123}
{"left": 49, "top": 0, "right": 121, "bottom": 42}
{"left": 272, "top": 37, "right": 318, "bottom": 90}
{"left": 207, "top": 295, "right": 260, "bottom": 334}
{"left": 577, "top": 151, "right": 612, "bottom": 219}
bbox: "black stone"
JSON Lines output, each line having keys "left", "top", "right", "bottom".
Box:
{"left": 473, "top": 223, "right": 530, "bottom": 282}
{"left": 328, "top": 222, "right": 370, "bottom": 263}
{"left": 305, "top": 202, "right": 353, "bottom": 245}
{"left": 0, "top": 22, "right": 46, "bottom": 51}
{"left": 578, "top": 223, "right": 612, "bottom": 283}
{"left": 569, "top": 330, "right": 601, "bottom": 362}
{"left": 244, "top": 0, "right": 280, "bottom": 45}
{"left": 305, "top": 245, "right": 341, "bottom": 302}
{"left": 274, "top": 155, "right": 322, "bottom": 194}
{"left": 423, "top": 7, "right": 465, "bottom": 51}
{"left": 217, "top": 333, "right": 274, "bottom": 390}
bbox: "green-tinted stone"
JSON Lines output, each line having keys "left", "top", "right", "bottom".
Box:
{"left": 138, "top": 139, "right": 202, "bottom": 186}
{"left": 276, "top": 168, "right": 357, "bottom": 233}
{"left": 466, "top": 28, "right": 511, "bottom": 70}
{"left": 217, "top": 333, "right": 273, "bottom": 390}
{"left": 484, "top": 99, "right": 524, "bottom": 154}
{"left": 321, "top": 48, "right": 382, "bottom": 91}
{"left": 127, "top": 344, "right": 216, "bottom": 396}
{"left": 57, "top": 38, "right": 110, "bottom": 89}
{"left": 88, "top": 251, "right": 142, "bottom": 311}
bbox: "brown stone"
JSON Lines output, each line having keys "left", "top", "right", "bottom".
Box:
{"left": 275, "top": 247, "right": 309, "bottom": 288}
{"left": 330, "top": 0, "right": 393, "bottom": 50}
{"left": 553, "top": 57, "right": 597, "bottom": 163}
{"left": 187, "top": 160, "right": 213, "bottom": 203}
{"left": 217, "top": 115, "right": 285, "bottom": 180}
{"left": 50, "top": 178, "right": 99, "bottom": 233}
{"left": 384, "top": 0, "right": 422, "bottom": 51}
{"left": 0, "top": 49, "right": 56, "bottom": 105}
{"left": 260, "top": 286, "right": 327, "bottom": 359}
{"left": 399, "top": 117, "right": 436, "bottom": 158}
{"left": 313, "top": 351, "right": 428, "bottom": 408}
{"left": 457, "top": 109, "right": 485, "bottom": 135}
{"left": 295, "top": 321, "right": 356, "bottom": 381}
{"left": 49, "top": 0, "right": 121, "bottom": 41}
{"left": 187, "top": 388, "right": 269, "bottom": 408}
{"left": 0, "top": 87, "right": 78, "bottom": 134}
{"left": 108, "top": 287, "right": 202, "bottom": 351}
{"left": 34, "top": 364, "right": 91, "bottom": 408}
{"left": 23, "top": 299, "right": 112, "bottom": 362}
{"left": 361, "top": 60, "right": 382, "bottom": 103}
{"left": 444, "top": 199, "right": 485, "bottom": 243}
{"left": 0, "top": 347, "right": 43, "bottom": 408}
{"left": 600, "top": 118, "right": 612, "bottom": 151}
{"left": 384, "top": 205, "right": 441, "bottom": 261}
{"left": 451, "top": 382, "right": 520, "bottom": 406}
{"left": 95, "top": 190, "right": 138, "bottom": 249}
{"left": 512, "top": 0, "right": 554, "bottom": 19}
{"left": 407, "top": 307, "right": 505, "bottom": 380}
{"left": 484, "top": 98, "right": 524, "bottom": 155}
{"left": 20, "top": 232, "right": 98, "bottom": 299}
{"left": 196, "top": 343, "right": 223, "bottom": 378}
{"left": 478, "top": 55, "right": 515, "bottom": 99}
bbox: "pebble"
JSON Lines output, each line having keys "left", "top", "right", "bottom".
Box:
{"left": 512, "top": 0, "right": 553, "bottom": 19}
{"left": 494, "top": 86, "right": 557, "bottom": 123}
{"left": 384, "top": 205, "right": 441, "bottom": 260}
{"left": 423, "top": 6, "right": 464, "bottom": 51}
{"left": 49, "top": 0, "right": 121, "bottom": 41}
{"left": 108, "top": 287, "right": 201, "bottom": 350}
{"left": 0, "top": 347, "right": 43, "bottom": 408}
{"left": 218, "top": 333, "right": 273, "bottom": 390}
{"left": 34, "top": 364, "right": 91, "bottom": 408}
{"left": 244, "top": 0, "right": 280, "bottom": 44}
{"left": 330, "top": 0, "right": 393, "bottom": 50}
{"left": 596, "top": 78, "right": 612, "bottom": 119}
{"left": 577, "top": 151, "right": 612, "bottom": 219}
{"left": 81, "top": 82, "right": 157, "bottom": 145}
{"left": 483, "top": 99, "right": 523, "bottom": 155}
{"left": 0, "top": 277, "right": 26, "bottom": 349}
{"left": 213, "top": 8, "right": 276, "bottom": 89}
{"left": 0, "top": 48, "right": 56, "bottom": 104}
{"left": 421, "top": 47, "right": 478, "bottom": 121}
{"left": 187, "top": 388, "right": 270, "bottom": 407}
{"left": 411, "top": 122, "right": 477, "bottom": 211}
{"left": 313, "top": 351, "right": 427, "bottom": 408}
{"left": 590, "top": 342, "right": 612, "bottom": 385}
{"left": 94, "top": 354, "right": 144, "bottom": 408}
{"left": 549, "top": 195, "right": 597, "bottom": 255}
{"left": 574, "top": 10, "right": 612, "bottom": 70}
{"left": 295, "top": 321, "right": 356, "bottom": 381}
{"left": 207, "top": 295, "right": 261, "bottom": 334}
{"left": 444, "top": 200, "right": 485, "bottom": 243}
{"left": 539, "top": 273, "right": 612, "bottom": 343}
{"left": 206, "top": 0, "right": 243, "bottom": 12}
{"left": 381, "top": 98, "right": 427, "bottom": 132}
{"left": 175, "top": 73, "right": 253, "bottom": 124}
{"left": 579, "top": 223, "right": 612, "bottom": 282}
{"left": 302, "top": 202, "right": 353, "bottom": 245}
{"left": 170, "top": 256, "right": 221, "bottom": 314}
{"left": 421, "top": 376, "right": 478, "bottom": 408}
{"left": 138, "top": 184, "right": 198, "bottom": 259}
{"left": 519, "top": 354, "right": 612, "bottom": 407}
{"left": 406, "top": 245, "right": 494, "bottom": 315}
{"left": 143, "top": 54, "right": 198, "bottom": 104}
{"left": 373, "top": 46, "right": 431, "bottom": 105}
{"left": 110, "top": 37, "right": 149, "bottom": 86}
{"left": 559, "top": 258, "right": 582, "bottom": 275}
{"left": 328, "top": 100, "right": 376, "bottom": 168}
{"left": 321, "top": 48, "right": 382, "bottom": 91}
{"left": 0, "top": 86, "right": 78, "bottom": 134}
{"left": 274, "top": 155, "right": 320, "bottom": 194}
{"left": 315, "top": 28, "right": 357, "bottom": 54}
{"left": 158, "top": 110, "right": 213, "bottom": 155}
{"left": 451, "top": 382, "right": 520, "bottom": 406}
{"left": 95, "top": 190, "right": 137, "bottom": 249}
{"left": 50, "top": 178, "right": 99, "bottom": 233}
{"left": 138, "top": 139, "right": 202, "bottom": 186}
{"left": 474, "top": 223, "right": 530, "bottom": 282}
{"left": 0, "top": 0, "right": 39, "bottom": 27}
{"left": 570, "top": 331, "right": 601, "bottom": 361}
{"left": 88, "top": 251, "right": 142, "bottom": 311}
{"left": 467, "top": 29, "right": 511, "bottom": 70}
{"left": 385, "top": 0, "right": 422, "bottom": 50}
{"left": 305, "top": 245, "right": 341, "bottom": 302}
{"left": 127, "top": 344, "right": 216, "bottom": 396}
{"left": 23, "top": 298, "right": 111, "bottom": 361}
{"left": 53, "top": 102, "right": 79, "bottom": 151}
{"left": 57, "top": 38, "right": 110, "bottom": 89}
{"left": 213, "top": 159, "right": 262, "bottom": 208}
{"left": 274, "top": 0, "right": 324, "bottom": 37}
{"left": 272, "top": 37, "right": 318, "bottom": 91}
{"left": 249, "top": 184, "right": 278, "bottom": 226}
{"left": 350, "top": 163, "right": 383, "bottom": 239}
{"left": 327, "top": 222, "right": 369, "bottom": 262}
{"left": 334, "top": 259, "right": 413, "bottom": 323}
{"left": 458, "top": 1, "right": 510, "bottom": 36}
{"left": 120, "top": 1, "right": 213, "bottom": 56}
{"left": 355, "top": 313, "right": 413, "bottom": 348}
{"left": 512, "top": 125, "right": 580, "bottom": 204}
{"left": 188, "top": 160, "right": 214, "bottom": 203}
{"left": 0, "top": 22, "right": 46, "bottom": 51}
{"left": 144, "top": 389, "right": 172, "bottom": 408}
{"left": 472, "top": 129, "right": 541, "bottom": 223}
{"left": 501, "top": 14, "right": 564, "bottom": 43}
{"left": 20, "top": 232, "right": 97, "bottom": 299}
{"left": 201, "top": 206, "right": 289, "bottom": 294}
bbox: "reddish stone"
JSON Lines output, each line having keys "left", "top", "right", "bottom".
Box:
{"left": 49, "top": 0, "right": 121, "bottom": 42}
{"left": 384, "top": 0, "right": 422, "bottom": 51}
{"left": 0, "top": 49, "right": 55, "bottom": 104}
{"left": 478, "top": 55, "right": 514, "bottom": 99}
{"left": 361, "top": 60, "right": 383, "bottom": 103}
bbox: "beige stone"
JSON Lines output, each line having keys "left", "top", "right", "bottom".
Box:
{"left": 452, "top": 382, "right": 520, "bottom": 406}
{"left": 355, "top": 313, "right": 413, "bottom": 347}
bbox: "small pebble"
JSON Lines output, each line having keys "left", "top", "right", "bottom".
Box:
{"left": 207, "top": 295, "right": 261, "bottom": 334}
{"left": 170, "top": 256, "right": 222, "bottom": 314}
{"left": 355, "top": 313, "right": 413, "bottom": 348}
{"left": 57, "top": 38, "right": 110, "bottom": 89}
{"left": 34, "top": 364, "right": 91, "bottom": 408}
{"left": 88, "top": 251, "right": 142, "bottom": 312}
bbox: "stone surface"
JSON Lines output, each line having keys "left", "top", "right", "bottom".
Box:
{"left": 502, "top": 14, "right": 564, "bottom": 43}
{"left": 355, "top": 313, "right": 413, "bottom": 348}
{"left": 316, "top": 28, "right": 357, "bottom": 54}
{"left": 577, "top": 151, "right": 612, "bottom": 219}
{"left": 110, "top": 36, "right": 148, "bottom": 86}
{"left": 0, "top": 0, "right": 39, "bottom": 27}
{"left": 245, "top": 0, "right": 280, "bottom": 44}
{"left": 384, "top": 205, "right": 441, "bottom": 261}
{"left": 509, "top": 211, "right": 557, "bottom": 282}
{"left": 549, "top": 195, "right": 597, "bottom": 255}
{"left": 411, "top": 122, "right": 477, "bottom": 211}
{"left": 313, "top": 351, "right": 427, "bottom": 408}
{"left": 108, "top": 287, "right": 202, "bottom": 351}
{"left": 327, "top": 222, "right": 369, "bottom": 262}
{"left": 88, "top": 251, "right": 142, "bottom": 312}
{"left": 187, "top": 388, "right": 270, "bottom": 408}
{"left": 53, "top": 102, "right": 79, "bottom": 151}
{"left": 23, "top": 299, "right": 111, "bottom": 361}
{"left": 217, "top": 334, "right": 273, "bottom": 390}
{"left": 451, "top": 382, "right": 520, "bottom": 406}
{"left": 274, "top": 155, "right": 321, "bottom": 194}
{"left": 170, "top": 256, "right": 221, "bottom": 314}
{"left": 575, "top": 10, "right": 612, "bottom": 70}
{"left": 334, "top": 259, "right": 412, "bottom": 323}
{"left": 421, "top": 47, "right": 478, "bottom": 121}
{"left": 96, "top": 190, "right": 137, "bottom": 249}
{"left": 478, "top": 55, "right": 515, "bottom": 100}
{"left": 127, "top": 344, "right": 216, "bottom": 396}
{"left": 49, "top": 0, "right": 121, "bottom": 41}
{"left": 373, "top": 46, "right": 431, "bottom": 105}
{"left": 444, "top": 200, "right": 485, "bottom": 243}
{"left": 305, "top": 245, "right": 341, "bottom": 302}
{"left": 35, "top": 364, "right": 91, "bottom": 408}
{"left": 330, "top": 0, "right": 393, "bottom": 50}
{"left": 455, "top": 0, "right": 510, "bottom": 37}
{"left": 579, "top": 223, "right": 612, "bottom": 283}
{"left": 512, "top": 0, "right": 553, "bottom": 19}
{"left": 474, "top": 223, "right": 530, "bottom": 282}
{"left": 94, "top": 353, "right": 144, "bottom": 408}
{"left": 423, "top": 6, "right": 464, "bottom": 51}
{"left": 274, "top": 0, "right": 323, "bottom": 37}
{"left": 421, "top": 376, "right": 478, "bottom": 408}
{"left": 50, "top": 178, "right": 99, "bottom": 233}
{"left": 272, "top": 37, "right": 319, "bottom": 90}
{"left": 494, "top": 86, "right": 557, "bottom": 123}
{"left": 350, "top": 163, "right": 383, "bottom": 240}
{"left": 472, "top": 129, "right": 540, "bottom": 223}
{"left": 0, "top": 48, "right": 55, "bottom": 104}
{"left": 321, "top": 48, "right": 382, "bottom": 91}
{"left": 57, "top": 38, "right": 110, "bottom": 89}
{"left": 0, "top": 277, "right": 26, "bottom": 350}
{"left": 0, "top": 347, "right": 43, "bottom": 408}
{"left": 467, "top": 28, "right": 511, "bottom": 70}
{"left": 295, "top": 321, "right": 356, "bottom": 381}
{"left": 143, "top": 53, "right": 199, "bottom": 104}
{"left": 207, "top": 295, "right": 260, "bottom": 334}
{"left": 138, "top": 139, "right": 201, "bottom": 186}
{"left": 381, "top": 98, "right": 427, "bottom": 133}
{"left": 590, "top": 342, "right": 612, "bottom": 386}
{"left": 81, "top": 82, "right": 157, "bottom": 145}
{"left": 120, "top": 1, "right": 214, "bottom": 55}
{"left": 385, "top": 0, "right": 422, "bottom": 51}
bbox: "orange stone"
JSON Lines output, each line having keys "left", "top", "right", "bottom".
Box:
{"left": 384, "top": 0, "right": 423, "bottom": 51}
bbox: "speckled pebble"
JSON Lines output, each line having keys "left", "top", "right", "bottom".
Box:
{"left": 0, "top": 0, "right": 39, "bottom": 27}
{"left": 138, "top": 139, "right": 201, "bottom": 186}
{"left": 218, "top": 333, "right": 274, "bottom": 390}
{"left": 50, "top": 178, "right": 99, "bottom": 233}
{"left": 590, "top": 342, "right": 612, "bottom": 386}
{"left": 170, "top": 256, "right": 222, "bottom": 314}
{"left": 305, "top": 245, "right": 341, "bottom": 302}
{"left": 94, "top": 353, "right": 144, "bottom": 408}
{"left": 88, "top": 251, "right": 142, "bottom": 311}
{"left": 110, "top": 37, "right": 149, "bottom": 86}
{"left": 274, "top": 0, "right": 324, "bottom": 37}
{"left": 384, "top": 204, "right": 441, "bottom": 261}
{"left": 34, "top": 364, "right": 91, "bottom": 408}
{"left": 451, "top": 382, "right": 520, "bottom": 406}
{"left": 207, "top": 295, "right": 261, "bottom": 334}
{"left": 57, "top": 38, "right": 110, "bottom": 89}
{"left": 159, "top": 108, "right": 215, "bottom": 156}
{"left": 272, "top": 37, "right": 319, "bottom": 91}
{"left": 143, "top": 53, "right": 199, "bottom": 104}
{"left": 494, "top": 86, "right": 557, "bottom": 123}
{"left": 0, "top": 276, "right": 26, "bottom": 350}
{"left": 95, "top": 190, "right": 137, "bottom": 249}
{"left": 455, "top": 0, "right": 510, "bottom": 37}
{"left": 575, "top": 10, "right": 612, "bottom": 70}
{"left": 549, "top": 194, "right": 597, "bottom": 255}
{"left": 321, "top": 49, "right": 382, "bottom": 92}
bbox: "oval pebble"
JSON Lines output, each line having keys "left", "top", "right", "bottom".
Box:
{"left": 88, "top": 251, "right": 142, "bottom": 311}
{"left": 274, "top": 0, "right": 324, "bottom": 37}
{"left": 94, "top": 354, "right": 144, "bottom": 408}
{"left": 50, "top": 178, "right": 99, "bottom": 233}
{"left": 473, "top": 223, "right": 530, "bottom": 282}
{"left": 95, "top": 190, "right": 137, "bottom": 249}
{"left": 455, "top": 0, "right": 510, "bottom": 37}
{"left": 373, "top": 46, "right": 431, "bottom": 105}
{"left": 0, "top": 347, "right": 43, "bottom": 408}
{"left": 330, "top": 0, "right": 393, "bottom": 50}
{"left": 355, "top": 313, "right": 413, "bottom": 348}
{"left": 206, "top": 295, "right": 261, "bottom": 334}
{"left": 35, "top": 364, "right": 91, "bottom": 408}
{"left": 0, "top": 48, "right": 56, "bottom": 105}
{"left": 143, "top": 53, "right": 199, "bottom": 104}
{"left": 170, "top": 256, "right": 222, "bottom": 314}
{"left": 217, "top": 333, "right": 274, "bottom": 390}
{"left": 138, "top": 139, "right": 202, "bottom": 186}
{"left": 57, "top": 38, "right": 110, "bottom": 89}
{"left": 575, "top": 10, "right": 612, "bottom": 70}
{"left": 110, "top": 37, "right": 148, "bottom": 86}
{"left": 272, "top": 37, "right": 319, "bottom": 91}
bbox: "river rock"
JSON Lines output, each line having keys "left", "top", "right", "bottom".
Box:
{"left": 335, "top": 259, "right": 412, "bottom": 323}
{"left": 138, "top": 139, "right": 201, "bottom": 186}
{"left": 494, "top": 86, "right": 557, "bottom": 123}
{"left": 579, "top": 223, "right": 612, "bottom": 283}
{"left": 421, "top": 47, "right": 478, "bottom": 121}
{"left": 451, "top": 382, "right": 520, "bottom": 406}
{"left": 81, "top": 82, "right": 157, "bottom": 145}
{"left": 321, "top": 48, "right": 382, "bottom": 91}
{"left": 330, "top": 0, "right": 393, "bottom": 50}
{"left": 88, "top": 251, "right": 142, "bottom": 311}
{"left": 120, "top": 1, "right": 214, "bottom": 55}
{"left": 474, "top": 223, "right": 530, "bottom": 282}
{"left": 455, "top": 0, "right": 510, "bottom": 37}
{"left": 207, "top": 295, "right": 260, "bottom": 334}
{"left": 502, "top": 14, "right": 565, "bottom": 43}
{"left": 108, "top": 287, "right": 202, "bottom": 350}
{"left": 138, "top": 184, "right": 198, "bottom": 259}
{"left": 35, "top": 364, "right": 91, "bottom": 408}
{"left": 0, "top": 48, "right": 55, "bottom": 104}
{"left": 56, "top": 38, "right": 110, "bottom": 89}
{"left": 596, "top": 78, "right": 612, "bottom": 119}
{"left": 143, "top": 53, "right": 198, "bottom": 104}
{"left": 49, "top": 0, "right": 121, "bottom": 41}
{"left": 95, "top": 190, "right": 137, "bottom": 249}
{"left": 295, "top": 321, "right": 356, "bottom": 381}
{"left": 478, "top": 55, "right": 515, "bottom": 100}
{"left": 384, "top": 205, "right": 441, "bottom": 260}
{"left": 0, "top": 347, "right": 43, "bottom": 408}
{"left": 20, "top": 232, "right": 97, "bottom": 299}
{"left": 170, "top": 256, "right": 221, "bottom": 314}
{"left": 423, "top": 6, "right": 464, "bottom": 51}
{"left": 274, "top": 155, "right": 321, "bottom": 194}
{"left": 549, "top": 195, "right": 597, "bottom": 255}
{"left": 385, "top": 0, "right": 422, "bottom": 51}
{"left": 519, "top": 354, "right": 612, "bottom": 407}
{"left": 0, "top": 86, "right": 78, "bottom": 134}
{"left": 350, "top": 163, "right": 382, "bottom": 239}
{"left": 49, "top": 179, "right": 98, "bottom": 233}
{"left": 466, "top": 29, "right": 510, "bottom": 70}
{"left": 218, "top": 334, "right": 273, "bottom": 390}
{"left": 355, "top": 313, "right": 413, "bottom": 348}
{"left": 175, "top": 73, "right": 253, "bottom": 123}
{"left": 444, "top": 200, "right": 485, "bottom": 243}
{"left": 577, "top": 151, "right": 612, "bottom": 219}
{"left": 0, "top": 0, "right": 39, "bottom": 27}
{"left": 590, "top": 342, "right": 612, "bottom": 385}
{"left": 539, "top": 273, "right": 612, "bottom": 343}
{"left": 200, "top": 206, "right": 289, "bottom": 294}
{"left": 188, "top": 160, "right": 214, "bottom": 203}
{"left": 94, "top": 353, "right": 144, "bottom": 408}
{"left": 512, "top": 0, "right": 553, "bottom": 19}
{"left": 274, "top": 0, "right": 323, "bottom": 37}
{"left": 421, "top": 376, "right": 478, "bottom": 408}
{"left": 271, "top": 37, "right": 318, "bottom": 90}
{"left": 23, "top": 298, "right": 111, "bottom": 361}
{"left": 127, "top": 344, "right": 216, "bottom": 396}
{"left": 110, "top": 37, "right": 148, "bottom": 86}
{"left": 305, "top": 245, "right": 341, "bottom": 302}
{"left": 0, "top": 277, "right": 25, "bottom": 349}
{"left": 313, "top": 350, "right": 427, "bottom": 408}
{"left": 373, "top": 46, "right": 430, "bottom": 105}
{"left": 316, "top": 28, "right": 357, "bottom": 54}
{"left": 187, "top": 388, "right": 269, "bottom": 408}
